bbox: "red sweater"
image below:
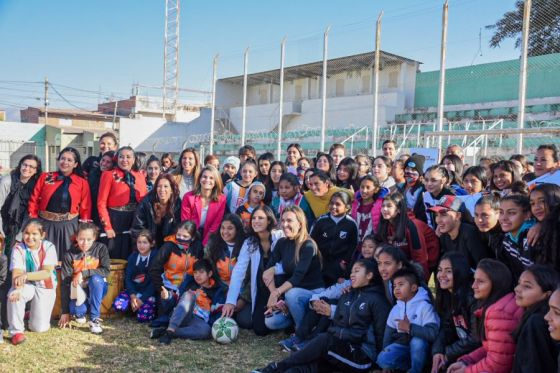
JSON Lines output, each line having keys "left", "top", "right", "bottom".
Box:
{"left": 459, "top": 293, "right": 523, "bottom": 373}
{"left": 28, "top": 172, "right": 91, "bottom": 220}
{"left": 97, "top": 168, "right": 147, "bottom": 231}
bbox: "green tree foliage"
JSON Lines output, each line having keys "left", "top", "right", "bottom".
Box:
{"left": 486, "top": 0, "right": 560, "bottom": 56}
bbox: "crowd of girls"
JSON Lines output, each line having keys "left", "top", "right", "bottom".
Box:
{"left": 1, "top": 136, "right": 560, "bottom": 373}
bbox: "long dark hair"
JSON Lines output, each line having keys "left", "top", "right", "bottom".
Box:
{"left": 246, "top": 205, "right": 277, "bottom": 253}
{"left": 58, "top": 147, "right": 84, "bottom": 177}
{"left": 315, "top": 152, "right": 336, "bottom": 182}
{"left": 354, "top": 259, "right": 384, "bottom": 288}
{"left": 435, "top": 252, "right": 473, "bottom": 316}
{"left": 376, "top": 192, "right": 408, "bottom": 244}
{"left": 152, "top": 173, "right": 180, "bottom": 219}
{"left": 489, "top": 160, "right": 520, "bottom": 191}
{"left": 205, "top": 214, "right": 245, "bottom": 264}
{"left": 115, "top": 146, "right": 140, "bottom": 172}
{"left": 534, "top": 204, "right": 560, "bottom": 268}
{"left": 531, "top": 183, "right": 560, "bottom": 217}
{"left": 475, "top": 259, "right": 513, "bottom": 340}
{"left": 336, "top": 157, "right": 359, "bottom": 190}
{"left": 13, "top": 154, "right": 42, "bottom": 183}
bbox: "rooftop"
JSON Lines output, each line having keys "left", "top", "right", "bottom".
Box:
{"left": 219, "top": 50, "right": 421, "bottom": 86}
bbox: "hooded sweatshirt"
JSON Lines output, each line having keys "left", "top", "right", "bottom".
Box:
{"left": 383, "top": 286, "right": 440, "bottom": 347}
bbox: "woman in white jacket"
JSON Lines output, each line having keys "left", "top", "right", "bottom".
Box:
{"left": 222, "top": 205, "right": 284, "bottom": 335}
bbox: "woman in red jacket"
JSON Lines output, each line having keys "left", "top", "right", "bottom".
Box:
{"left": 181, "top": 165, "right": 226, "bottom": 246}
{"left": 28, "top": 147, "right": 91, "bottom": 259}
{"left": 375, "top": 192, "right": 439, "bottom": 280}
{"left": 448, "top": 259, "right": 523, "bottom": 373}
{"left": 98, "top": 146, "right": 147, "bottom": 259}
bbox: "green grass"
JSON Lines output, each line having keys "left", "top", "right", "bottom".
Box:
{"left": 0, "top": 317, "right": 286, "bottom": 373}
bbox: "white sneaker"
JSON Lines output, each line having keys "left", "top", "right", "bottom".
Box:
{"left": 89, "top": 319, "right": 103, "bottom": 334}
{"left": 75, "top": 316, "right": 87, "bottom": 325}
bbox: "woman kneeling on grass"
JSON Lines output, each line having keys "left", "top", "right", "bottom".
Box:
{"left": 252, "top": 260, "right": 391, "bottom": 373}
{"left": 7, "top": 219, "right": 58, "bottom": 345}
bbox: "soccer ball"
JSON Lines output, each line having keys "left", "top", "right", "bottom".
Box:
{"left": 212, "top": 317, "right": 239, "bottom": 344}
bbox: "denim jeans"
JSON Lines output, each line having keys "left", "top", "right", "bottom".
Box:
{"left": 264, "top": 287, "right": 325, "bottom": 330}
{"left": 69, "top": 275, "right": 108, "bottom": 320}
{"left": 168, "top": 292, "right": 211, "bottom": 340}
{"left": 376, "top": 338, "right": 429, "bottom": 373}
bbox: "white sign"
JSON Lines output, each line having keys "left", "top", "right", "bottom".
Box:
{"left": 527, "top": 171, "right": 560, "bottom": 187}
{"left": 408, "top": 148, "right": 440, "bottom": 172}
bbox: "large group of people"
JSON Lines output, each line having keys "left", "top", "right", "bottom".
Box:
{"left": 1, "top": 133, "right": 560, "bottom": 373}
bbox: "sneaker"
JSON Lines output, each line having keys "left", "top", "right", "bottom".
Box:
{"left": 75, "top": 315, "right": 87, "bottom": 324}
{"left": 150, "top": 327, "right": 166, "bottom": 339}
{"left": 11, "top": 333, "right": 26, "bottom": 345}
{"left": 251, "top": 363, "right": 279, "bottom": 373}
{"left": 89, "top": 318, "right": 103, "bottom": 334}
{"left": 158, "top": 331, "right": 172, "bottom": 345}
{"left": 279, "top": 334, "right": 301, "bottom": 352}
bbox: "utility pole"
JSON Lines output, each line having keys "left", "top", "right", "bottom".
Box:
{"left": 44, "top": 77, "right": 49, "bottom": 124}
{"left": 112, "top": 98, "right": 118, "bottom": 130}
{"left": 372, "top": 12, "right": 383, "bottom": 157}
{"left": 517, "top": 0, "right": 531, "bottom": 153}
{"left": 436, "top": 0, "right": 449, "bottom": 152}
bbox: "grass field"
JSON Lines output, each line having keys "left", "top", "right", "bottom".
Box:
{"left": 0, "top": 317, "right": 286, "bottom": 373}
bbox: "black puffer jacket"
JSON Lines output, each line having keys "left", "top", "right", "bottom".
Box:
{"left": 131, "top": 191, "right": 181, "bottom": 248}
{"left": 328, "top": 284, "right": 391, "bottom": 362}
{"left": 432, "top": 292, "right": 480, "bottom": 363}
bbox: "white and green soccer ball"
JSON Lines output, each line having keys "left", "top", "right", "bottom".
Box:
{"left": 212, "top": 317, "right": 239, "bottom": 344}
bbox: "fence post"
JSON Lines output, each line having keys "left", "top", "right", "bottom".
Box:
{"left": 372, "top": 11, "right": 383, "bottom": 157}
{"left": 517, "top": 0, "right": 531, "bottom": 154}
{"left": 437, "top": 0, "right": 449, "bottom": 152}
{"left": 276, "top": 38, "right": 286, "bottom": 160}
{"left": 209, "top": 54, "right": 219, "bottom": 154}
{"left": 320, "top": 26, "right": 330, "bottom": 153}
{"left": 241, "top": 47, "right": 249, "bottom": 147}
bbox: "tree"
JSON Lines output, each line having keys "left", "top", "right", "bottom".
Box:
{"left": 486, "top": 0, "right": 560, "bottom": 57}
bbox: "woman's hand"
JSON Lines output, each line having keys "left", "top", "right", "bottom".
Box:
{"left": 8, "top": 291, "right": 20, "bottom": 303}
{"left": 222, "top": 303, "right": 236, "bottom": 318}
{"left": 160, "top": 286, "right": 170, "bottom": 300}
{"left": 59, "top": 314, "right": 71, "bottom": 328}
{"left": 105, "top": 229, "right": 116, "bottom": 239}
{"left": 447, "top": 361, "right": 466, "bottom": 373}
{"left": 14, "top": 274, "right": 27, "bottom": 288}
{"left": 267, "top": 291, "right": 279, "bottom": 309}
{"left": 527, "top": 222, "right": 541, "bottom": 246}
{"left": 432, "top": 353, "right": 447, "bottom": 373}
{"left": 314, "top": 300, "right": 331, "bottom": 317}
{"left": 130, "top": 295, "right": 143, "bottom": 311}
{"left": 262, "top": 268, "right": 275, "bottom": 288}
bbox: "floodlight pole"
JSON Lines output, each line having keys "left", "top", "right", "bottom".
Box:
{"left": 277, "top": 38, "right": 286, "bottom": 160}
{"left": 437, "top": 0, "right": 449, "bottom": 152}
{"left": 209, "top": 54, "right": 219, "bottom": 154}
{"left": 320, "top": 26, "right": 331, "bottom": 153}
{"left": 517, "top": 0, "right": 531, "bottom": 154}
{"left": 241, "top": 47, "right": 249, "bottom": 146}
{"left": 372, "top": 12, "right": 382, "bottom": 156}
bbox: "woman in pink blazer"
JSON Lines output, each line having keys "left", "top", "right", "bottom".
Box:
{"left": 181, "top": 165, "right": 226, "bottom": 245}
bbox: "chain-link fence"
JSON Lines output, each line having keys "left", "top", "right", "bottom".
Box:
{"left": 196, "top": 0, "right": 560, "bottom": 163}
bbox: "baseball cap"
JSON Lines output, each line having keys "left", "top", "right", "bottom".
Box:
{"left": 428, "top": 195, "right": 463, "bottom": 213}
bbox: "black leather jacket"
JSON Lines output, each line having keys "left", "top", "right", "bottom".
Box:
{"left": 131, "top": 191, "right": 181, "bottom": 248}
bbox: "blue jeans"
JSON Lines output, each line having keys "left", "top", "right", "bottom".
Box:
{"left": 264, "top": 287, "right": 325, "bottom": 330}
{"left": 168, "top": 292, "right": 211, "bottom": 340}
{"left": 69, "top": 275, "right": 108, "bottom": 320}
{"left": 376, "top": 338, "right": 429, "bottom": 373}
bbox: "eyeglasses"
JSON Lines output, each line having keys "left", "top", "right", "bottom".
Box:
{"left": 21, "top": 163, "right": 37, "bottom": 169}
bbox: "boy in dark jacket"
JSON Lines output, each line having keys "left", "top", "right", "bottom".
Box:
{"left": 153, "top": 259, "right": 226, "bottom": 344}
{"left": 59, "top": 223, "right": 111, "bottom": 334}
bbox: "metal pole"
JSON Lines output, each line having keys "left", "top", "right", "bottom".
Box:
{"left": 241, "top": 47, "right": 249, "bottom": 146}
{"left": 209, "top": 54, "right": 219, "bottom": 154}
{"left": 320, "top": 26, "right": 331, "bottom": 153}
{"left": 44, "top": 77, "right": 49, "bottom": 124}
{"left": 517, "top": 0, "right": 531, "bottom": 154}
{"left": 277, "top": 38, "right": 286, "bottom": 160}
{"left": 112, "top": 99, "right": 118, "bottom": 130}
{"left": 372, "top": 11, "right": 383, "bottom": 157}
{"left": 417, "top": 123, "right": 421, "bottom": 147}
{"left": 437, "top": 0, "right": 449, "bottom": 152}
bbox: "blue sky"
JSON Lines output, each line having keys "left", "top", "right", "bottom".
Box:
{"left": 0, "top": 0, "right": 519, "bottom": 112}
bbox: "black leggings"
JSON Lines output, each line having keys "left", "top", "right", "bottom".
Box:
{"left": 295, "top": 308, "right": 331, "bottom": 341}
{"left": 277, "top": 333, "right": 372, "bottom": 373}
{"left": 235, "top": 287, "right": 271, "bottom": 336}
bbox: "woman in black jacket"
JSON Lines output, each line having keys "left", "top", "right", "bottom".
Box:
{"left": 431, "top": 252, "right": 480, "bottom": 372}
{"left": 253, "top": 259, "right": 391, "bottom": 373}
{"left": 512, "top": 264, "right": 560, "bottom": 373}
{"left": 131, "top": 173, "right": 181, "bottom": 249}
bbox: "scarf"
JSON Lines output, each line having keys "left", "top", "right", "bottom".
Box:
{"left": 23, "top": 242, "right": 54, "bottom": 289}
{"left": 122, "top": 169, "right": 137, "bottom": 204}
{"left": 1, "top": 173, "right": 35, "bottom": 232}
{"left": 55, "top": 173, "right": 73, "bottom": 212}
{"left": 278, "top": 192, "right": 303, "bottom": 218}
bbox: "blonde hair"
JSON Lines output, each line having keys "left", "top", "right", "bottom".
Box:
{"left": 281, "top": 205, "right": 321, "bottom": 265}
{"left": 195, "top": 165, "right": 224, "bottom": 202}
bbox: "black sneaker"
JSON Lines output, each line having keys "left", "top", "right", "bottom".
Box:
{"left": 251, "top": 362, "right": 279, "bottom": 373}
{"left": 158, "top": 332, "right": 172, "bottom": 345}
{"left": 150, "top": 327, "right": 166, "bottom": 339}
